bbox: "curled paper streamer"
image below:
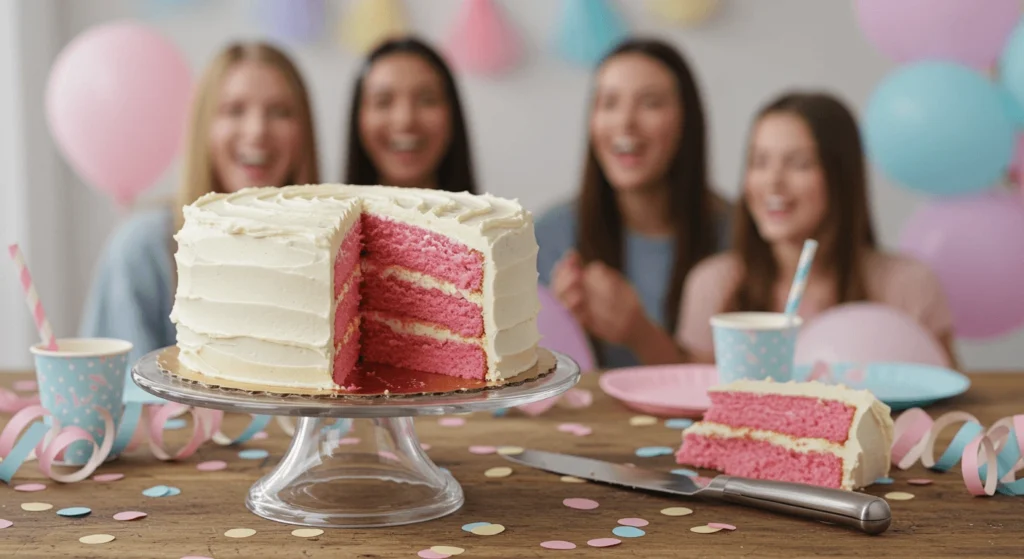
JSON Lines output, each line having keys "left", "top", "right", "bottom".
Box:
{"left": 0, "top": 388, "right": 40, "bottom": 414}
{"left": 339, "top": 0, "right": 407, "bottom": 55}
{"left": 258, "top": 0, "right": 325, "bottom": 44}
{"left": 554, "top": 0, "right": 628, "bottom": 67}
{"left": 646, "top": 0, "right": 719, "bottom": 26}
{"left": 444, "top": 0, "right": 523, "bottom": 75}
{"left": 515, "top": 388, "right": 593, "bottom": 417}
{"left": 891, "top": 408, "right": 1024, "bottom": 496}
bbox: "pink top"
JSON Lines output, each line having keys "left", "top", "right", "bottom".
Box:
{"left": 676, "top": 251, "right": 954, "bottom": 358}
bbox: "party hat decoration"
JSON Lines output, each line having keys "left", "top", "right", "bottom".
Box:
{"left": 554, "top": 0, "right": 628, "bottom": 67}
{"left": 340, "top": 0, "right": 408, "bottom": 55}
{"left": 646, "top": 0, "right": 720, "bottom": 26}
{"left": 444, "top": 0, "right": 523, "bottom": 75}
{"left": 258, "top": 0, "right": 326, "bottom": 44}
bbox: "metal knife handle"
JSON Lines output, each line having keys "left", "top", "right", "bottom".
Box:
{"left": 704, "top": 476, "right": 891, "bottom": 535}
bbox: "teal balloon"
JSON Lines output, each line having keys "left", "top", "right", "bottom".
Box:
{"left": 554, "top": 0, "right": 627, "bottom": 67}
{"left": 999, "top": 20, "right": 1024, "bottom": 111}
{"left": 998, "top": 86, "right": 1024, "bottom": 129}
{"left": 863, "top": 61, "right": 1014, "bottom": 196}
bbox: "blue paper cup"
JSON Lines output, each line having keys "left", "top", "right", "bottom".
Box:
{"left": 30, "top": 338, "right": 132, "bottom": 465}
{"left": 711, "top": 312, "right": 803, "bottom": 384}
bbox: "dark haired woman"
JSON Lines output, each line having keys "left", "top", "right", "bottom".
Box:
{"left": 344, "top": 37, "right": 477, "bottom": 194}
{"left": 536, "top": 38, "right": 730, "bottom": 369}
{"left": 676, "top": 91, "right": 958, "bottom": 367}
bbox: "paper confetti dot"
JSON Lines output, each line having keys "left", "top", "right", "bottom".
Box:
{"left": 875, "top": 476, "right": 894, "bottom": 485}
{"left": 708, "top": 522, "right": 736, "bottom": 531}
{"left": 252, "top": 431, "right": 269, "bottom": 440}
{"left": 224, "top": 528, "right": 257, "bottom": 538}
{"left": 439, "top": 417, "right": 465, "bottom": 427}
{"left": 908, "top": 478, "right": 934, "bottom": 486}
{"left": 496, "top": 446, "right": 523, "bottom": 455}
{"left": 430, "top": 546, "right": 465, "bottom": 556}
{"left": 0, "top": 519, "right": 13, "bottom": 529}
{"left": 563, "top": 498, "right": 599, "bottom": 510}
{"left": 57, "top": 507, "right": 92, "bottom": 518}
{"left": 142, "top": 485, "right": 170, "bottom": 497}
{"left": 164, "top": 418, "right": 187, "bottom": 430}
{"left": 635, "top": 446, "right": 674, "bottom": 458}
{"left": 418, "top": 551, "right": 449, "bottom": 559}
{"left": 21, "top": 502, "right": 53, "bottom": 512}
{"left": 629, "top": 415, "right": 658, "bottom": 426}
{"left": 885, "top": 491, "right": 915, "bottom": 501}
{"left": 113, "top": 511, "right": 147, "bottom": 521}
{"left": 470, "top": 523, "right": 505, "bottom": 536}
{"left": 485, "top": 466, "right": 513, "bottom": 478}
{"left": 338, "top": 437, "right": 361, "bottom": 445}
{"left": 14, "top": 483, "right": 46, "bottom": 492}
{"left": 541, "top": 540, "right": 577, "bottom": 550}
{"left": 665, "top": 418, "right": 694, "bottom": 429}
{"left": 557, "top": 422, "right": 593, "bottom": 436}
{"left": 469, "top": 445, "right": 496, "bottom": 455}
{"left": 587, "top": 538, "right": 621, "bottom": 547}
{"left": 690, "top": 525, "right": 722, "bottom": 534}
{"left": 164, "top": 487, "right": 181, "bottom": 497}
{"left": 92, "top": 473, "right": 124, "bottom": 482}
{"left": 660, "top": 507, "right": 693, "bottom": 516}
{"left": 79, "top": 534, "right": 115, "bottom": 544}
{"left": 461, "top": 522, "right": 490, "bottom": 532}
{"left": 13, "top": 380, "right": 37, "bottom": 391}
{"left": 617, "top": 517, "right": 649, "bottom": 527}
{"left": 560, "top": 476, "right": 586, "bottom": 483}
{"left": 612, "top": 526, "right": 645, "bottom": 538}
{"left": 238, "top": 449, "right": 269, "bottom": 460}
{"left": 291, "top": 528, "right": 324, "bottom": 538}
{"left": 197, "top": 460, "right": 227, "bottom": 472}
{"left": 420, "top": 443, "right": 432, "bottom": 451}
{"left": 671, "top": 468, "right": 699, "bottom": 477}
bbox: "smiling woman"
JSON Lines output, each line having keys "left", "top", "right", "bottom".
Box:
{"left": 79, "top": 42, "right": 320, "bottom": 365}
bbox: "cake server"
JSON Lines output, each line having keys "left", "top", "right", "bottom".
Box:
{"left": 504, "top": 449, "right": 891, "bottom": 535}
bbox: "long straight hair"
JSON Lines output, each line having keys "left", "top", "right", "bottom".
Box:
{"left": 576, "top": 38, "right": 722, "bottom": 362}
{"left": 174, "top": 42, "right": 319, "bottom": 232}
{"left": 344, "top": 37, "right": 478, "bottom": 194}
{"left": 730, "top": 92, "right": 877, "bottom": 312}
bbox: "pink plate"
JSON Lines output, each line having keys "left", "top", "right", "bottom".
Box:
{"left": 598, "top": 365, "right": 718, "bottom": 418}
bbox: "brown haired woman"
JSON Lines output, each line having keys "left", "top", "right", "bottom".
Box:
{"left": 535, "top": 38, "right": 731, "bottom": 369}
{"left": 80, "top": 42, "right": 320, "bottom": 364}
{"left": 676, "top": 91, "right": 958, "bottom": 366}
{"left": 344, "top": 37, "right": 477, "bottom": 194}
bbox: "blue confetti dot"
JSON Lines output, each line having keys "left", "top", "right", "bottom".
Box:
{"left": 671, "top": 468, "right": 699, "bottom": 477}
{"left": 665, "top": 418, "right": 694, "bottom": 429}
{"left": 164, "top": 486, "right": 181, "bottom": 496}
{"left": 238, "top": 449, "right": 270, "bottom": 460}
{"left": 142, "top": 485, "right": 170, "bottom": 497}
{"left": 612, "top": 526, "right": 646, "bottom": 538}
{"left": 163, "top": 418, "right": 187, "bottom": 430}
{"left": 875, "top": 477, "right": 894, "bottom": 485}
{"left": 462, "top": 522, "right": 491, "bottom": 532}
{"left": 56, "top": 507, "right": 91, "bottom": 518}
{"left": 492, "top": 408, "right": 508, "bottom": 417}
{"left": 635, "top": 446, "right": 674, "bottom": 458}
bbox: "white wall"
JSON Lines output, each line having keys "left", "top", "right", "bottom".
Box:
{"left": 1, "top": 0, "right": 1021, "bottom": 370}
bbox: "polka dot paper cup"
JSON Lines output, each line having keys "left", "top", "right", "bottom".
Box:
{"left": 30, "top": 338, "right": 132, "bottom": 465}
{"left": 711, "top": 312, "right": 802, "bottom": 384}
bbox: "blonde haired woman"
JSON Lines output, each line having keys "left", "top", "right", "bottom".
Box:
{"left": 81, "top": 42, "right": 319, "bottom": 363}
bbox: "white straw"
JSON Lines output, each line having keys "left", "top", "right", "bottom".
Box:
{"left": 783, "top": 239, "right": 818, "bottom": 318}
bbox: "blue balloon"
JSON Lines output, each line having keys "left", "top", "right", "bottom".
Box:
{"left": 999, "top": 21, "right": 1024, "bottom": 111}
{"left": 997, "top": 86, "right": 1024, "bottom": 130}
{"left": 863, "top": 61, "right": 1014, "bottom": 196}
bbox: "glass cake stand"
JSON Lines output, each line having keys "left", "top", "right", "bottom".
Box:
{"left": 131, "top": 349, "right": 580, "bottom": 528}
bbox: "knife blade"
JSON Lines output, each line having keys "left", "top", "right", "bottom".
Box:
{"left": 504, "top": 449, "right": 891, "bottom": 535}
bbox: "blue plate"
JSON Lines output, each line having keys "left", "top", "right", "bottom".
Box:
{"left": 793, "top": 362, "right": 970, "bottom": 410}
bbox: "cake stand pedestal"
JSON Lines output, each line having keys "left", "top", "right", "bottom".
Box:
{"left": 131, "top": 350, "right": 580, "bottom": 528}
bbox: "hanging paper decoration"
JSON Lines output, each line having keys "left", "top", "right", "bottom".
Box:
{"left": 554, "top": 0, "right": 628, "bottom": 67}
{"left": 646, "top": 0, "right": 719, "bottom": 26}
{"left": 444, "top": 0, "right": 523, "bottom": 76}
{"left": 340, "top": 0, "right": 408, "bottom": 55}
{"left": 258, "top": 0, "right": 326, "bottom": 44}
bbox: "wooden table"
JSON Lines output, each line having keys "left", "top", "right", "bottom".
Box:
{"left": 0, "top": 371, "right": 1022, "bottom": 558}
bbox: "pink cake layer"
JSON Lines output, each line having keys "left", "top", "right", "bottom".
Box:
{"left": 360, "top": 268, "right": 484, "bottom": 337}
{"left": 360, "top": 316, "right": 486, "bottom": 380}
{"left": 677, "top": 434, "right": 843, "bottom": 489}
{"left": 361, "top": 214, "right": 484, "bottom": 291}
{"left": 705, "top": 392, "right": 856, "bottom": 443}
{"left": 332, "top": 223, "right": 363, "bottom": 386}
{"left": 333, "top": 219, "right": 363, "bottom": 298}
{"left": 332, "top": 316, "right": 360, "bottom": 386}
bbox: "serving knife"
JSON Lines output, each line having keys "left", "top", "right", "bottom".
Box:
{"left": 504, "top": 449, "right": 891, "bottom": 535}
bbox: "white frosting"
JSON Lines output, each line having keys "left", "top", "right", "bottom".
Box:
{"left": 686, "top": 379, "right": 894, "bottom": 490}
{"left": 171, "top": 184, "right": 541, "bottom": 388}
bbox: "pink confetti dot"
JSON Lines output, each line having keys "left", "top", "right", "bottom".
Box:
{"left": 540, "top": 540, "right": 577, "bottom": 550}
{"left": 417, "top": 550, "right": 450, "bottom": 559}
{"left": 420, "top": 443, "right": 432, "bottom": 451}
{"left": 587, "top": 538, "right": 621, "bottom": 548}
{"left": 469, "top": 445, "right": 496, "bottom": 455}
{"left": 113, "top": 511, "right": 148, "bottom": 521}
{"left": 439, "top": 417, "right": 465, "bottom": 427}
{"left": 908, "top": 478, "right": 934, "bottom": 486}
{"left": 557, "top": 422, "right": 584, "bottom": 433}
{"left": 14, "top": 483, "right": 46, "bottom": 492}
{"left": 617, "top": 517, "right": 649, "bottom": 527}
{"left": 196, "top": 460, "right": 227, "bottom": 472}
{"left": 92, "top": 473, "right": 124, "bottom": 482}
{"left": 13, "top": 380, "right": 37, "bottom": 392}
{"left": 378, "top": 451, "right": 399, "bottom": 461}
{"left": 252, "top": 431, "right": 269, "bottom": 440}
{"left": 0, "top": 519, "right": 12, "bottom": 529}
{"left": 562, "top": 498, "right": 599, "bottom": 510}
{"left": 708, "top": 522, "right": 736, "bottom": 531}
{"left": 338, "top": 437, "right": 361, "bottom": 445}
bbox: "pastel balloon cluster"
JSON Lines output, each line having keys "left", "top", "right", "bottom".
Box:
{"left": 854, "top": 0, "right": 1024, "bottom": 339}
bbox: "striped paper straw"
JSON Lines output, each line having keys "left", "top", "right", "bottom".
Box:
{"left": 7, "top": 244, "right": 58, "bottom": 351}
{"left": 783, "top": 239, "right": 819, "bottom": 317}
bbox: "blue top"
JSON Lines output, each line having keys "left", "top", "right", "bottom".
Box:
{"left": 534, "top": 200, "right": 730, "bottom": 369}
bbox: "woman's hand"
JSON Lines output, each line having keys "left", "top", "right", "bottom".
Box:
{"left": 550, "top": 250, "right": 589, "bottom": 326}
{"left": 579, "top": 261, "right": 648, "bottom": 346}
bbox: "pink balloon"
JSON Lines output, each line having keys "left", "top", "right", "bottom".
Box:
{"left": 46, "top": 21, "right": 192, "bottom": 205}
{"left": 795, "top": 303, "right": 949, "bottom": 367}
{"left": 899, "top": 191, "right": 1024, "bottom": 339}
{"left": 853, "top": 0, "right": 1020, "bottom": 69}
{"left": 537, "top": 285, "right": 595, "bottom": 372}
